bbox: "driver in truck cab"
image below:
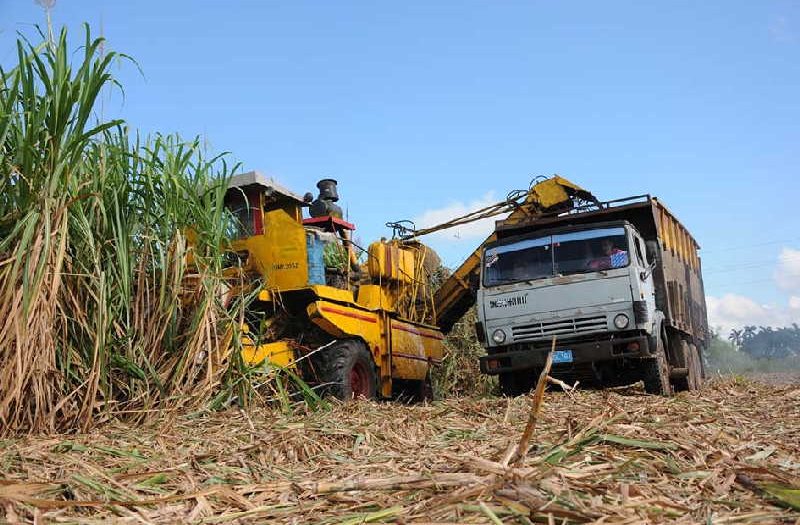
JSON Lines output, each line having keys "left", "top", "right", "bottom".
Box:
{"left": 589, "top": 239, "right": 628, "bottom": 270}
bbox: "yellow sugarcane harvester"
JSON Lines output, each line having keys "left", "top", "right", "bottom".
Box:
{"left": 221, "top": 171, "right": 594, "bottom": 400}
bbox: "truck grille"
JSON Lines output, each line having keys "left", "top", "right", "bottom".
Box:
{"left": 511, "top": 315, "right": 607, "bottom": 342}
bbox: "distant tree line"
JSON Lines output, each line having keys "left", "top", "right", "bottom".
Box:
{"left": 728, "top": 325, "right": 800, "bottom": 360}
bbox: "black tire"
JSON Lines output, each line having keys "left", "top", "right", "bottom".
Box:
{"left": 312, "top": 340, "right": 378, "bottom": 400}
{"left": 689, "top": 344, "right": 704, "bottom": 389}
{"left": 673, "top": 341, "right": 703, "bottom": 392}
{"left": 697, "top": 344, "right": 707, "bottom": 379}
{"left": 499, "top": 369, "right": 538, "bottom": 397}
{"left": 643, "top": 332, "right": 672, "bottom": 396}
{"left": 673, "top": 340, "right": 692, "bottom": 392}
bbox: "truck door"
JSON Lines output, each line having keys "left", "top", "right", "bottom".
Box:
{"left": 632, "top": 233, "right": 656, "bottom": 327}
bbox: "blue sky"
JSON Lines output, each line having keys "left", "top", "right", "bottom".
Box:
{"left": 2, "top": 1, "right": 799, "bottom": 331}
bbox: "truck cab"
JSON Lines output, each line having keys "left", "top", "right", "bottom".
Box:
{"left": 478, "top": 220, "right": 659, "bottom": 393}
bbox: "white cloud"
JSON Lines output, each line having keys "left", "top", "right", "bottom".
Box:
{"left": 774, "top": 247, "right": 800, "bottom": 291}
{"left": 707, "top": 293, "right": 800, "bottom": 334}
{"left": 412, "top": 192, "right": 506, "bottom": 244}
{"left": 791, "top": 296, "right": 800, "bottom": 310}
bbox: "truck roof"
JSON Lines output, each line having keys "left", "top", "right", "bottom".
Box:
{"left": 487, "top": 219, "right": 634, "bottom": 249}
{"left": 496, "top": 195, "right": 701, "bottom": 251}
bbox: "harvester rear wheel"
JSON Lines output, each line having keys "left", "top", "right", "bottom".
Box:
{"left": 314, "top": 340, "right": 377, "bottom": 400}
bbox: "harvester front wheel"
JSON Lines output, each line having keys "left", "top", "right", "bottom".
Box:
{"left": 316, "top": 340, "right": 377, "bottom": 400}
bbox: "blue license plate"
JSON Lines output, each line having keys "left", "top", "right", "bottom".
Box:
{"left": 552, "top": 349, "right": 573, "bottom": 363}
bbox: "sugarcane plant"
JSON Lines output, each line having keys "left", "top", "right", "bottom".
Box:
{"left": 0, "top": 25, "right": 291, "bottom": 434}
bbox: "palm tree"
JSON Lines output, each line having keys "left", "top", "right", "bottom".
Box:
{"left": 742, "top": 325, "right": 757, "bottom": 342}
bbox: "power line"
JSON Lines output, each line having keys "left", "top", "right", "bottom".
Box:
{"left": 701, "top": 237, "right": 800, "bottom": 254}
{"left": 704, "top": 277, "right": 788, "bottom": 286}
{"left": 705, "top": 263, "right": 800, "bottom": 275}
{"left": 703, "top": 252, "right": 800, "bottom": 274}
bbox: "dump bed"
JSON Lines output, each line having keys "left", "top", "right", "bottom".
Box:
{"left": 495, "top": 196, "right": 708, "bottom": 344}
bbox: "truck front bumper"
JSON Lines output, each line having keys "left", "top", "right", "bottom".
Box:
{"left": 479, "top": 335, "right": 651, "bottom": 375}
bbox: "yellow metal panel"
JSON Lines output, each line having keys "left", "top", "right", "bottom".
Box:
{"left": 263, "top": 207, "right": 308, "bottom": 288}
{"left": 241, "top": 340, "right": 294, "bottom": 368}
{"left": 356, "top": 284, "right": 393, "bottom": 311}
{"left": 668, "top": 216, "right": 678, "bottom": 254}
{"left": 680, "top": 224, "right": 687, "bottom": 262}
{"left": 527, "top": 178, "right": 571, "bottom": 210}
{"left": 306, "top": 301, "right": 383, "bottom": 352}
{"left": 310, "top": 285, "right": 355, "bottom": 304}
{"left": 367, "top": 241, "right": 415, "bottom": 283}
{"left": 236, "top": 207, "right": 308, "bottom": 290}
{"left": 681, "top": 227, "right": 688, "bottom": 263}
{"left": 389, "top": 320, "right": 444, "bottom": 380}
{"left": 657, "top": 209, "right": 667, "bottom": 250}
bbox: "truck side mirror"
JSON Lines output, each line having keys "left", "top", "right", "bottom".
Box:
{"left": 640, "top": 260, "right": 657, "bottom": 281}
{"left": 640, "top": 240, "right": 660, "bottom": 281}
{"left": 645, "top": 240, "right": 660, "bottom": 266}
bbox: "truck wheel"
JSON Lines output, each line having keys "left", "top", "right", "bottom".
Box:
{"left": 673, "top": 340, "right": 700, "bottom": 392}
{"left": 314, "top": 340, "right": 377, "bottom": 400}
{"left": 643, "top": 333, "right": 671, "bottom": 396}
{"left": 696, "top": 344, "right": 707, "bottom": 379}
{"left": 689, "top": 344, "right": 703, "bottom": 389}
{"left": 499, "top": 369, "right": 537, "bottom": 397}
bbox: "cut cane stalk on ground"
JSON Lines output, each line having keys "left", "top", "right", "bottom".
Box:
{"left": 3, "top": 377, "right": 797, "bottom": 523}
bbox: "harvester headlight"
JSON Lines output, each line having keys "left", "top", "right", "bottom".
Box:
{"left": 614, "top": 313, "right": 630, "bottom": 330}
{"left": 491, "top": 329, "right": 507, "bottom": 344}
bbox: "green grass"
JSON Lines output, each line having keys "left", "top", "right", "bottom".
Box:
{"left": 432, "top": 307, "right": 497, "bottom": 397}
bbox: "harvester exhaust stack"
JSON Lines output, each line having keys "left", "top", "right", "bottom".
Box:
{"left": 310, "top": 178, "right": 343, "bottom": 218}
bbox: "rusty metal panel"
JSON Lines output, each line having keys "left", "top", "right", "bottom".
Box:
{"left": 651, "top": 199, "right": 707, "bottom": 344}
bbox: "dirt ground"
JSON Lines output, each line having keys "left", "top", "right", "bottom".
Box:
{"left": 1, "top": 376, "right": 799, "bottom": 524}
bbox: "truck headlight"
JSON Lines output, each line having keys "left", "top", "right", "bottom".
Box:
{"left": 491, "top": 329, "right": 506, "bottom": 344}
{"left": 614, "top": 313, "right": 630, "bottom": 329}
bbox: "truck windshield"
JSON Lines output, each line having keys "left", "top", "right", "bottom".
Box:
{"left": 483, "top": 227, "right": 629, "bottom": 286}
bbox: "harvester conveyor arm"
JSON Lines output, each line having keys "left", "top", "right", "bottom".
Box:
{"left": 430, "top": 176, "right": 598, "bottom": 334}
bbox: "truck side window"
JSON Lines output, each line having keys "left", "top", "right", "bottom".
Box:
{"left": 634, "top": 237, "right": 646, "bottom": 266}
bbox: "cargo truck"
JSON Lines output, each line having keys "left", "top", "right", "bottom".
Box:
{"left": 474, "top": 195, "right": 707, "bottom": 395}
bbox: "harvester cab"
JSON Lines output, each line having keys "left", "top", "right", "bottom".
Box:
{"left": 221, "top": 171, "right": 443, "bottom": 400}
